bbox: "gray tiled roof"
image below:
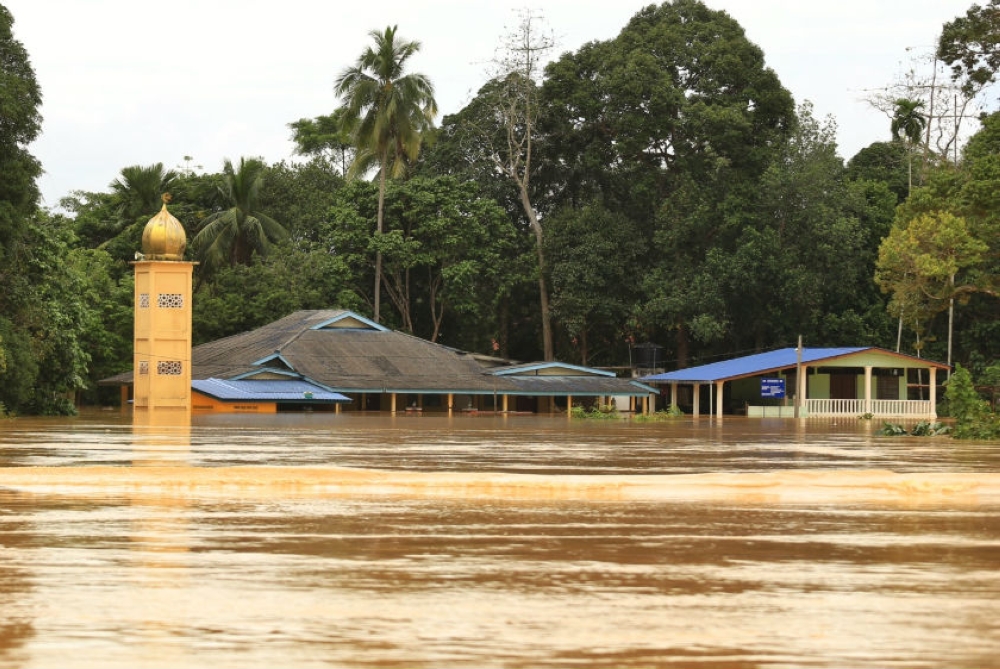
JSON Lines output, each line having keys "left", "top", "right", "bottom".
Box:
{"left": 103, "top": 310, "right": 655, "bottom": 397}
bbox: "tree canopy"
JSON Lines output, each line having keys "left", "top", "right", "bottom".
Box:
{"left": 9, "top": 0, "right": 1000, "bottom": 414}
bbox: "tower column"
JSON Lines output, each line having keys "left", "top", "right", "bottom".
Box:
{"left": 133, "top": 199, "right": 194, "bottom": 420}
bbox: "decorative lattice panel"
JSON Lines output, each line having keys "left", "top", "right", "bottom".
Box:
{"left": 139, "top": 293, "right": 150, "bottom": 309}
{"left": 157, "top": 293, "right": 184, "bottom": 308}
{"left": 138, "top": 360, "right": 149, "bottom": 375}
{"left": 156, "top": 360, "right": 183, "bottom": 375}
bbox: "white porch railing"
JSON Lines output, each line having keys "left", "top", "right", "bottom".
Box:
{"left": 805, "top": 398, "right": 934, "bottom": 418}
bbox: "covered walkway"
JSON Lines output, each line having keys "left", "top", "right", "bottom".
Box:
{"left": 641, "top": 347, "right": 950, "bottom": 419}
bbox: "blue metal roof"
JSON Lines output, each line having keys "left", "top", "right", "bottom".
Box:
{"left": 192, "top": 378, "right": 351, "bottom": 403}
{"left": 641, "top": 347, "right": 871, "bottom": 383}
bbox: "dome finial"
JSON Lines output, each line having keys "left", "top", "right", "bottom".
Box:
{"left": 141, "top": 195, "right": 187, "bottom": 261}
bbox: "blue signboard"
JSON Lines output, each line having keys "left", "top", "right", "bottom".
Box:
{"left": 761, "top": 378, "right": 786, "bottom": 399}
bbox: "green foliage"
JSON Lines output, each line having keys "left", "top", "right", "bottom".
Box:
{"left": 260, "top": 158, "right": 343, "bottom": 244}
{"left": 876, "top": 210, "right": 988, "bottom": 354}
{"left": 0, "top": 4, "right": 41, "bottom": 254}
{"left": 945, "top": 364, "right": 988, "bottom": 419}
{"left": 938, "top": 0, "right": 1000, "bottom": 95}
{"left": 192, "top": 157, "right": 288, "bottom": 273}
{"left": 0, "top": 213, "right": 100, "bottom": 414}
{"left": 878, "top": 113, "right": 1000, "bottom": 362}
{"left": 632, "top": 406, "right": 684, "bottom": 422}
{"left": 911, "top": 421, "right": 951, "bottom": 436}
{"left": 324, "top": 175, "right": 520, "bottom": 343}
{"left": 846, "top": 141, "right": 910, "bottom": 204}
{"left": 64, "top": 248, "right": 134, "bottom": 405}
{"left": 879, "top": 421, "right": 907, "bottom": 436}
{"left": 0, "top": 11, "right": 80, "bottom": 412}
{"left": 569, "top": 403, "right": 621, "bottom": 420}
{"left": 545, "top": 202, "right": 644, "bottom": 365}
{"left": 542, "top": 0, "right": 797, "bottom": 362}
{"left": 877, "top": 421, "right": 950, "bottom": 436}
{"left": 109, "top": 163, "right": 177, "bottom": 225}
{"left": 193, "top": 241, "right": 357, "bottom": 344}
{"left": 943, "top": 364, "right": 1000, "bottom": 439}
{"left": 288, "top": 109, "right": 356, "bottom": 176}
{"left": 334, "top": 25, "right": 437, "bottom": 323}
{"left": 15, "top": 2, "right": 1000, "bottom": 414}
{"left": 890, "top": 99, "right": 927, "bottom": 145}
{"left": 335, "top": 25, "right": 437, "bottom": 182}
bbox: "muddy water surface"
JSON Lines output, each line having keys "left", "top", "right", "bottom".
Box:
{"left": 1, "top": 412, "right": 999, "bottom": 668}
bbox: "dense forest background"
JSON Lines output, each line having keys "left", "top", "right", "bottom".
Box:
{"left": 2, "top": 0, "right": 1000, "bottom": 414}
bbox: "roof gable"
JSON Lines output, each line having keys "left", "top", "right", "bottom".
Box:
{"left": 232, "top": 367, "right": 300, "bottom": 381}
{"left": 249, "top": 353, "right": 296, "bottom": 370}
{"left": 310, "top": 312, "right": 388, "bottom": 332}
{"left": 492, "top": 362, "right": 616, "bottom": 378}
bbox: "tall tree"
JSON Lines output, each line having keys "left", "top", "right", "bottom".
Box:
{"left": 886, "top": 112, "right": 1000, "bottom": 366}
{"left": 876, "top": 210, "right": 990, "bottom": 367}
{"left": 191, "top": 157, "right": 288, "bottom": 272}
{"left": 891, "top": 98, "right": 928, "bottom": 193}
{"left": 0, "top": 3, "right": 41, "bottom": 252}
{"left": 478, "top": 10, "right": 555, "bottom": 360}
{"left": 334, "top": 25, "right": 437, "bottom": 323}
{"left": 542, "top": 0, "right": 794, "bottom": 366}
{"left": 939, "top": 0, "right": 1000, "bottom": 95}
{"left": 0, "top": 4, "right": 63, "bottom": 414}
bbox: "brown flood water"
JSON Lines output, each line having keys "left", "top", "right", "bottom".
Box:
{"left": 1, "top": 411, "right": 999, "bottom": 668}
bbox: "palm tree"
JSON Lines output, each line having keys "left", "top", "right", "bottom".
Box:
{"left": 110, "top": 163, "right": 178, "bottom": 225}
{"left": 334, "top": 25, "right": 437, "bottom": 323}
{"left": 890, "top": 99, "right": 929, "bottom": 352}
{"left": 191, "top": 157, "right": 287, "bottom": 272}
{"left": 890, "top": 98, "right": 927, "bottom": 194}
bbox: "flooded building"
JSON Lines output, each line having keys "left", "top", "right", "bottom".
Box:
{"left": 641, "top": 347, "right": 950, "bottom": 419}
{"left": 103, "top": 309, "right": 656, "bottom": 414}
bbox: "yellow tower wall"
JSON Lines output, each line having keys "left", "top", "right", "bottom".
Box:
{"left": 133, "top": 261, "right": 194, "bottom": 413}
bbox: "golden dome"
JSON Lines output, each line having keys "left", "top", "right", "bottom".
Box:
{"left": 141, "top": 201, "right": 187, "bottom": 261}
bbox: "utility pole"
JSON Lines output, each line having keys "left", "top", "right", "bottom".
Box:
{"left": 795, "top": 335, "right": 803, "bottom": 419}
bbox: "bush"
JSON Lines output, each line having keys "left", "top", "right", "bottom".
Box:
{"left": 945, "top": 364, "right": 1000, "bottom": 440}
{"left": 570, "top": 404, "right": 621, "bottom": 420}
{"left": 632, "top": 406, "right": 683, "bottom": 422}
{"left": 878, "top": 421, "right": 950, "bottom": 437}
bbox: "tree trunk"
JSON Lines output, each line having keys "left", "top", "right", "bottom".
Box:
{"left": 676, "top": 322, "right": 690, "bottom": 369}
{"left": 948, "top": 273, "right": 955, "bottom": 376}
{"left": 520, "top": 186, "right": 553, "bottom": 361}
{"left": 428, "top": 272, "right": 444, "bottom": 343}
{"left": 374, "top": 162, "right": 386, "bottom": 323}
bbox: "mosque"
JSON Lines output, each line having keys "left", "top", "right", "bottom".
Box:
{"left": 107, "top": 200, "right": 658, "bottom": 415}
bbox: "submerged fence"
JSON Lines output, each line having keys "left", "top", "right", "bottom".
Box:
{"left": 805, "top": 398, "right": 934, "bottom": 418}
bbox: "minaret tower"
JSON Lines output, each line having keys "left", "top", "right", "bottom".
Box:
{"left": 133, "top": 194, "right": 194, "bottom": 418}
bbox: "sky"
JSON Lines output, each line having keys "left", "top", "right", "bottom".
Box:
{"left": 3, "top": 0, "right": 984, "bottom": 210}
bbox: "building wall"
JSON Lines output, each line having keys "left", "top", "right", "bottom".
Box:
{"left": 133, "top": 261, "right": 193, "bottom": 411}
{"left": 191, "top": 391, "right": 276, "bottom": 414}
